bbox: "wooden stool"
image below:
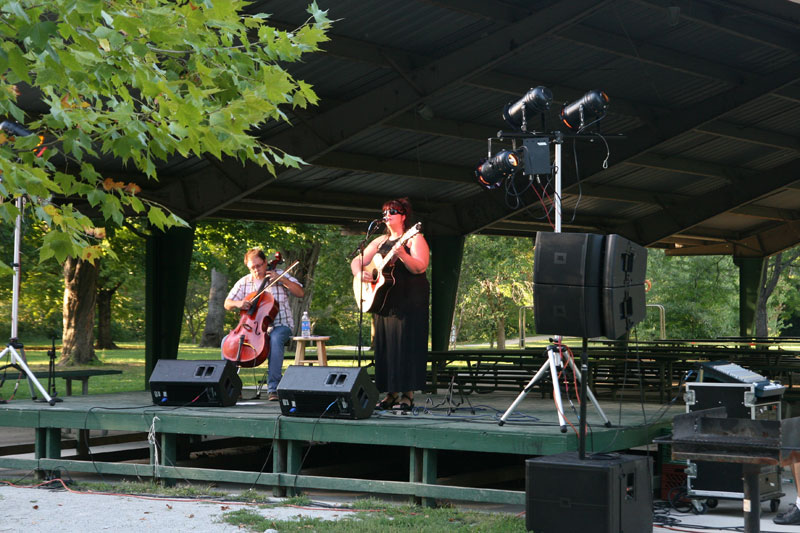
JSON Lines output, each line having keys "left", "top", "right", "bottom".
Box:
{"left": 292, "top": 336, "right": 330, "bottom": 366}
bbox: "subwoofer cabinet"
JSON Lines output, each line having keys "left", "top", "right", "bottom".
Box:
{"left": 525, "top": 452, "right": 653, "bottom": 533}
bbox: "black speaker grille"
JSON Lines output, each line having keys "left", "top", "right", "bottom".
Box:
{"left": 277, "top": 366, "right": 378, "bottom": 419}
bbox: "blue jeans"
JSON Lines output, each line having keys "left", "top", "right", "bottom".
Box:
{"left": 264, "top": 325, "right": 291, "bottom": 393}
{"left": 221, "top": 324, "right": 291, "bottom": 393}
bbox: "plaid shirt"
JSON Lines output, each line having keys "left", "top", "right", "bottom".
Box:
{"left": 226, "top": 269, "right": 301, "bottom": 330}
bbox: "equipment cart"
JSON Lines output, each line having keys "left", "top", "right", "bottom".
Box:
{"left": 681, "top": 362, "right": 786, "bottom": 514}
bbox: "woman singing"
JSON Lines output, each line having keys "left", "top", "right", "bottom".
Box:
{"left": 350, "top": 197, "right": 430, "bottom": 411}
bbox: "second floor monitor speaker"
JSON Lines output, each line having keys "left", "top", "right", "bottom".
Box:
{"left": 149, "top": 359, "right": 242, "bottom": 407}
{"left": 277, "top": 366, "right": 378, "bottom": 419}
{"left": 533, "top": 232, "right": 647, "bottom": 339}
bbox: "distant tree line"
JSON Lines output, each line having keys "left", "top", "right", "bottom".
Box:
{"left": 3, "top": 217, "right": 800, "bottom": 366}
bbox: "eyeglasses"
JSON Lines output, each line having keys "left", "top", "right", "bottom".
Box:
{"left": 383, "top": 208, "right": 403, "bottom": 216}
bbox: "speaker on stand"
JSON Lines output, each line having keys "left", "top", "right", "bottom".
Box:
{"left": 533, "top": 232, "right": 646, "bottom": 339}
{"left": 526, "top": 232, "right": 651, "bottom": 532}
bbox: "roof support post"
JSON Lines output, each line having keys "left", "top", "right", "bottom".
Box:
{"left": 733, "top": 256, "right": 765, "bottom": 337}
{"left": 145, "top": 225, "right": 195, "bottom": 387}
{"left": 429, "top": 234, "right": 464, "bottom": 352}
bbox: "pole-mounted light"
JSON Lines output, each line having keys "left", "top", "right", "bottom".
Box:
{"left": 560, "top": 90, "right": 609, "bottom": 131}
{"left": 475, "top": 149, "right": 521, "bottom": 189}
{"left": 503, "top": 86, "right": 553, "bottom": 131}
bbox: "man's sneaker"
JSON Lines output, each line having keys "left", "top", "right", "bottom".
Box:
{"left": 774, "top": 504, "right": 800, "bottom": 525}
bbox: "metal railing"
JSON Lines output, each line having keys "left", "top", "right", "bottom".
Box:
{"left": 647, "top": 303, "right": 666, "bottom": 339}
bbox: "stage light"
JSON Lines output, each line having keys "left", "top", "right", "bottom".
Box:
{"left": 0, "top": 120, "right": 45, "bottom": 156}
{"left": 503, "top": 86, "right": 553, "bottom": 131}
{"left": 560, "top": 90, "right": 609, "bottom": 131}
{"left": 475, "top": 149, "right": 521, "bottom": 189}
{"left": 0, "top": 121, "right": 32, "bottom": 138}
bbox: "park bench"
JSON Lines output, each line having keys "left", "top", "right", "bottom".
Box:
{"left": 30, "top": 369, "right": 122, "bottom": 396}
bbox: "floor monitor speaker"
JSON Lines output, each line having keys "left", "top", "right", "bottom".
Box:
{"left": 149, "top": 359, "right": 242, "bottom": 407}
{"left": 526, "top": 452, "right": 653, "bottom": 533}
{"left": 277, "top": 365, "right": 378, "bottom": 419}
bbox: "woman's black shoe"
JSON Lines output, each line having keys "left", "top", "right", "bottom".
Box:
{"left": 376, "top": 393, "right": 398, "bottom": 410}
{"left": 393, "top": 393, "right": 414, "bottom": 412}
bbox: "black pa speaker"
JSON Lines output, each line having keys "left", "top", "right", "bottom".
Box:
{"left": 533, "top": 232, "right": 605, "bottom": 287}
{"left": 603, "top": 234, "right": 647, "bottom": 287}
{"left": 277, "top": 366, "right": 378, "bottom": 419}
{"left": 533, "top": 284, "right": 603, "bottom": 338}
{"left": 602, "top": 285, "right": 647, "bottom": 340}
{"left": 526, "top": 452, "right": 653, "bottom": 533}
{"left": 149, "top": 359, "right": 242, "bottom": 407}
{"left": 533, "top": 232, "right": 647, "bottom": 339}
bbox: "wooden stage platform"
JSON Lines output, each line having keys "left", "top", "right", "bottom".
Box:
{"left": 0, "top": 389, "right": 682, "bottom": 505}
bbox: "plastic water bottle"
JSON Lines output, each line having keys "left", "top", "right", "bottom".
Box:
{"left": 301, "top": 311, "right": 311, "bottom": 337}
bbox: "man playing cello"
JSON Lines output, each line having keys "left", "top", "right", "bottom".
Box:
{"left": 224, "top": 248, "right": 304, "bottom": 400}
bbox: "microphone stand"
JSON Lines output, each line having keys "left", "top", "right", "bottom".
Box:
{"left": 349, "top": 219, "right": 383, "bottom": 367}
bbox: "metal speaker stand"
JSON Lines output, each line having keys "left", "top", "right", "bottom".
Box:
{"left": 498, "top": 342, "right": 610, "bottom": 435}
{"left": 0, "top": 197, "right": 59, "bottom": 405}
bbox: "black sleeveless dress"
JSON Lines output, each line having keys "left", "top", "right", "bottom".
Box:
{"left": 372, "top": 237, "right": 430, "bottom": 393}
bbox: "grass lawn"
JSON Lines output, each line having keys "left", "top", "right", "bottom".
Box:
{"left": 0, "top": 342, "right": 529, "bottom": 532}
{"left": 0, "top": 342, "right": 379, "bottom": 397}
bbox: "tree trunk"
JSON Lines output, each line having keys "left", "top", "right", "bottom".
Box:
{"left": 496, "top": 316, "right": 506, "bottom": 349}
{"left": 95, "top": 282, "right": 121, "bottom": 349}
{"left": 756, "top": 249, "right": 800, "bottom": 337}
{"left": 286, "top": 242, "right": 322, "bottom": 336}
{"left": 199, "top": 268, "right": 228, "bottom": 347}
{"left": 755, "top": 257, "right": 773, "bottom": 338}
{"left": 61, "top": 257, "right": 99, "bottom": 365}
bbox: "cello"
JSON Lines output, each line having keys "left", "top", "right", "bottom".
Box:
{"left": 221, "top": 254, "right": 297, "bottom": 368}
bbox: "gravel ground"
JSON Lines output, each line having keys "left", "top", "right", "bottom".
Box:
{"left": 0, "top": 484, "right": 352, "bottom": 533}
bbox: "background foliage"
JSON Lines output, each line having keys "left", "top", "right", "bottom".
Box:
{"left": 0, "top": 0, "right": 330, "bottom": 268}
{"left": 3, "top": 219, "right": 799, "bottom": 347}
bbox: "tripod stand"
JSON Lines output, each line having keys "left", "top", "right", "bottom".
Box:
{"left": 498, "top": 342, "right": 610, "bottom": 432}
{"left": 0, "top": 197, "right": 58, "bottom": 405}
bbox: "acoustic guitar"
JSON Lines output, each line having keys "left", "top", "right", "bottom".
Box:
{"left": 353, "top": 222, "right": 422, "bottom": 313}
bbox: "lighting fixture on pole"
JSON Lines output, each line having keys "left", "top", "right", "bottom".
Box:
{"left": 474, "top": 149, "right": 521, "bottom": 189}
{"left": 503, "top": 86, "right": 553, "bottom": 132}
{"left": 560, "top": 90, "right": 609, "bottom": 132}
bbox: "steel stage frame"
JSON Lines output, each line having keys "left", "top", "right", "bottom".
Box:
{"left": 0, "top": 391, "right": 680, "bottom": 505}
